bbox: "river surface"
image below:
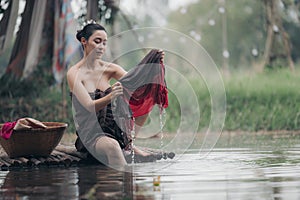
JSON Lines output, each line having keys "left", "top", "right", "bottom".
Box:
{"left": 0, "top": 132, "right": 300, "bottom": 200}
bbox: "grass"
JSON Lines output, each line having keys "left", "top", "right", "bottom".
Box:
{"left": 225, "top": 69, "right": 300, "bottom": 131}
{"left": 191, "top": 68, "right": 300, "bottom": 132}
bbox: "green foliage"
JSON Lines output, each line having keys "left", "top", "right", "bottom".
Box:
{"left": 0, "top": 87, "right": 75, "bottom": 133}
{"left": 118, "top": 0, "right": 299, "bottom": 70}
{"left": 167, "top": 0, "right": 295, "bottom": 69}
{"left": 0, "top": 56, "right": 55, "bottom": 98}
{"left": 223, "top": 69, "right": 300, "bottom": 131}
{"left": 164, "top": 90, "right": 181, "bottom": 132}
{"left": 0, "top": 57, "right": 75, "bottom": 133}
{"left": 284, "top": 20, "right": 300, "bottom": 62}
{"left": 164, "top": 68, "right": 300, "bottom": 132}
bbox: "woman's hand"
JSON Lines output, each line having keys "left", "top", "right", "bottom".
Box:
{"left": 158, "top": 49, "right": 165, "bottom": 63}
{"left": 111, "top": 82, "right": 123, "bottom": 100}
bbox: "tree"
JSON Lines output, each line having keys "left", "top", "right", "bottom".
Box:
{"left": 262, "top": 0, "right": 295, "bottom": 71}
{"left": 167, "top": 0, "right": 298, "bottom": 71}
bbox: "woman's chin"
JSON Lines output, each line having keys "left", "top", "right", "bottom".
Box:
{"left": 96, "top": 53, "right": 103, "bottom": 59}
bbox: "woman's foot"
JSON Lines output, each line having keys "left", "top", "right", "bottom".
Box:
{"left": 124, "top": 146, "right": 157, "bottom": 163}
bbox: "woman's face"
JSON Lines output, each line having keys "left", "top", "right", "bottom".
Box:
{"left": 83, "top": 30, "right": 107, "bottom": 59}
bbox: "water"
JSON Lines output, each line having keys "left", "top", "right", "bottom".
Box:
{"left": 159, "top": 109, "right": 166, "bottom": 150}
{"left": 131, "top": 117, "right": 136, "bottom": 163}
{"left": 1, "top": 132, "right": 300, "bottom": 200}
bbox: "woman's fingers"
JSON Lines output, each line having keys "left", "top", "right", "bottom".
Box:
{"left": 158, "top": 49, "right": 165, "bottom": 62}
{"left": 111, "top": 82, "right": 123, "bottom": 99}
{"left": 112, "top": 82, "right": 123, "bottom": 92}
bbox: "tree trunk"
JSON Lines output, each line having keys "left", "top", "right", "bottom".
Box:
{"left": 87, "top": 0, "right": 99, "bottom": 20}
{"left": 262, "top": 0, "right": 295, "bottom": 71}
{"left": 6, "top": 0, "right": 35, "bottom": 77}
{"left": 0, "top": 0, "right": 19, "bottom": 55}
{"left": 262, "top": 0, "right": 274, "bottom": 68}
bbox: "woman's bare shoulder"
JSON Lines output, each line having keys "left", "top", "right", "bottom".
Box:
{"left": 104, "top": 61, "right": 126, "bottom": 75}
{"left": 67, "top": 66, "right": 77, "bottom": 80}
{"left": 67, "top": 62, "right": 82, "bottom": 78}
{"left": 101, "top": 61, "right": 122, "bottom": 70}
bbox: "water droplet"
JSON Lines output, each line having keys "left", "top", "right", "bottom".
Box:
{"left": 273, "top": 25, "right": 279, "bottom": 33}
{"left": 159, "top": 109, "right": 166, "bottom": 150}
{"left": 218, "top": 7, "right": 225, "bottom": 14}
{"left": 244, "top": 6, "right": 253, "bottom": 14}
{"left": 189, "top": 30, "right": 196, "bottom": 37}
{"left": 223, "top": 50, "right": 230, "bottom": 58}
{"left": 194, "top": 34, "right": 201, "bottom": 41}
{"left": 252, "top": 48, "right": 258, "bottom": 56}
{"left": 180, "top": 7, "right": 187, "bottom": 14}
{"left": 208, "top": 19, "right": 216, "bottom": 26}
{"left": 131, "top": 118, "right": 136, "bottom": 163}
{"left": 105, "top": 12, "right": 111, "bottom": 19}
{"left": 138, "top": 36, "right": 144, "bottom": 42}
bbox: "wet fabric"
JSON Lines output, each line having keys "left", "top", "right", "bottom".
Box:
{"left": 117, "top": 49, "right": 168, "bottom": 118}
{"left": 72, "top": 88, "right": 132, "bottom": 152}
{"left": 72, "top": 49, "right": 168, "bottom": 153}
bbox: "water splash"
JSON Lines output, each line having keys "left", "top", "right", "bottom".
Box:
{"left": 131, "top": 117, "right": 136, "bottom": 163}
{"left": 159, "top": 109, "right": 166, "bottom": 151}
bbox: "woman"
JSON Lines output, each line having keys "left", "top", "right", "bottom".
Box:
{"left": 67, "top": 22, "right": 166, "bottom": 169}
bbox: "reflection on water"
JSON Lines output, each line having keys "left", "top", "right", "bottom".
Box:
{"left": 0, "top": 166, "right": 134, "bottom": 200}
{"left": 1, "top": 133, "right": 300, "bottom": 199}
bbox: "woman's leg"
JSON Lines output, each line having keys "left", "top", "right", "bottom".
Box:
{"left": 94, "top": 136, "right": 127, "bottom": 168}
{"left": 134, "top": 113, "right": 148, "bottom": 135}
{"left": 131, "top": 114, "right": 154, "bottom": 156}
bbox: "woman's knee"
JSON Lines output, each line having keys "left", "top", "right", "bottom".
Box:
{"left": 95, "top": 136, "right": 121, "bottom": 154}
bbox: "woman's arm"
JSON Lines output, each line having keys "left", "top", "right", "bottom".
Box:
{"left": 110, "top": 63, "right": 127, "bottom": 80}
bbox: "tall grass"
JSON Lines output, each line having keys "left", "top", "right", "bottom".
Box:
{"left": 223, "top": 69, "right": 300, "bottom": 131}
{"left": 170, "top": 68, "right": 300, "bottom": 132}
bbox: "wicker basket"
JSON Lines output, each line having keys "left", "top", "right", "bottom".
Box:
{"left": 0, "top": 122, "right": 67, "bottom": 158}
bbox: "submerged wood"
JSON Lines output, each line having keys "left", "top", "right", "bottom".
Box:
{"left": 0, "top": 144, "right": 83, "bottom": 170}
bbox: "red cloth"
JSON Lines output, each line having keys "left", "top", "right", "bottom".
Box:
{"left": 0, "top": 121, "right": 17, "bottom": 140}
{"left": 119, "top": 49, "right": 168, "bottom": 118}
{"left": 128, "top": 63, "right": 168, "bottom": 117}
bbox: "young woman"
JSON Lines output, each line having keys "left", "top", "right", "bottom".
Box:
{"left": 67, "top": 23, "right": 166, "bottom": 169}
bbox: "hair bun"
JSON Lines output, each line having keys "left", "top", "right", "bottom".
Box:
{"left": 76, "top": 30, "right": 83, "bottom": 41}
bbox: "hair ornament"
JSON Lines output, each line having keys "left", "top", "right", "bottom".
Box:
{"left": 84, "top": 19, "right": 97, "bottom": 26}
{"left": 78, "top": 19, "right": 97, "bottom": 32}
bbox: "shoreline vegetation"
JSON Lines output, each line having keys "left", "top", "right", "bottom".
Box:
{"left": 0, "top": 68, "right": 300, "bottom": 134}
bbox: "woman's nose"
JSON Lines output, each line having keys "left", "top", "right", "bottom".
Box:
{"left": 98, "top": 43, "right": 104, "bottom": 49}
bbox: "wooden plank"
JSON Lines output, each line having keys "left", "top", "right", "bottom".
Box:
{"left": 0, "top": 158, "right": 10, "bottom": 170}
{"left": 52, "top": 150, "right": 80, "bottom": 164}
{"left": 55, "top": 145, "right": 88, "bottom": 159}
{"left": 29, "top": 157, "right": 43, "bottom": 167}
{"left": 13, "top": 157, "right": 29, "bottom": 167}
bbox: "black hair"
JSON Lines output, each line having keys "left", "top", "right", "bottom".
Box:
{"left": 76, "top": 23, "right": 106, "bottom": 42}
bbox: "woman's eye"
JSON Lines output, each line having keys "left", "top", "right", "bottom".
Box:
{"left": 95, "top": 39, "right": 102, "bottom": 44}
